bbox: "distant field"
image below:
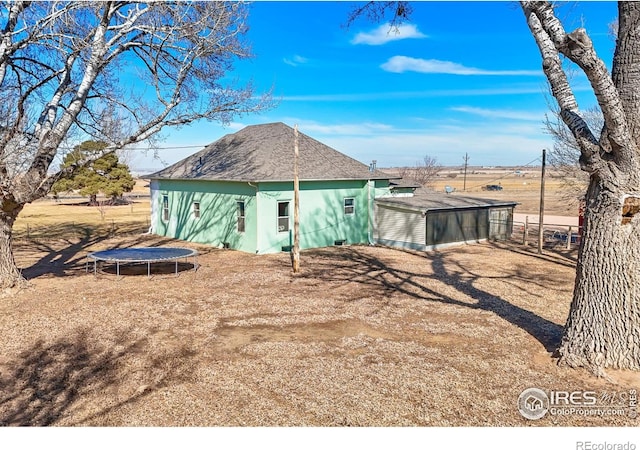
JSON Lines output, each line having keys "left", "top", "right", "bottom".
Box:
{"left": 14, "top": 171, "right": 579, "bottom": 241}
{"left": 385, "top": 167, "right": 582, "bottom": 216}
{"left": 14, "top": 179, "right": 151, "bottom": 240}
{"left": 14, "top": 199, "right": 151, "bottom": 241}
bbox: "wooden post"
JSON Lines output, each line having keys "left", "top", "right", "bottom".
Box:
{"left": 567, "top": 226, "right": 572, "bottom": 250}
{"left": 523, "top": 216, "right": 529, "bottom": 246}
{"left": 463, "top": 153, "right": 470, "bottom": 192}
{"left": 538, "top": 149, "right": 546, "bottom": 255}
{"left": 292, "top": 125, "right": 300, "bottom": 273}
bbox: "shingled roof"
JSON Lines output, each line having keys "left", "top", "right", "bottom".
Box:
{"left": 147, "top": 122, "right": 393, "bottom": 182}
{"left": 376, "top": 188, "right": 517, "bottom": 212}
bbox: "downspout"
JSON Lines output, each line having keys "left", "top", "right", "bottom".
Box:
{"left": 368, "top": 179, "right": 375, "bottom": 245}
{"left": 248, "top": 182, "right": 259, "bottom": 253}
{"left": 146, "top": 179, "right": 159, "bottom": 235}
{"left": 423, "top": 209, "right": 428, "bottom": 251}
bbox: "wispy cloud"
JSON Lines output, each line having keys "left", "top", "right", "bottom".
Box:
{"left": 351, "top": 23, "right": 426, "bottom": 45}
{"left": 314, "top": 123, "right": 552, "bottom": 167}
{"left": 283, "top": 55, "right": 309, "bottom": 67}
{"left": 280, "top": 86, "right": 563, "bottom": 102}
{"left": 281, "top": 119, "right": 394, "bottom": 136}
{"left": 381, "top": 56, "right": 542, "bottom": 76}
{"left": 450, "top": 106, "right": 545, "bottom": 122}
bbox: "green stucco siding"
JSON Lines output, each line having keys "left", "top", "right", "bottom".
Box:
{"left": 151, "top": 177, "right": 392, "bottom": 254}
{"left": 255, "top": 180, "right": 371, "bottom": 254}
{"left": 153, "top": 179, "right": 257, "bottom": 252}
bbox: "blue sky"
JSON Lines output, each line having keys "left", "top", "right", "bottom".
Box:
{"left": 130, "top": 1, "right": 619, "bottom": 173}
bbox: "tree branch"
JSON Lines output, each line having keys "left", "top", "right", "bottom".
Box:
{"left": 523, "top": 1, "right": 638, "bottom": 170}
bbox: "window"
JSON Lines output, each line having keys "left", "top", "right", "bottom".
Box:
{"left": 344, "top": 198, "right": 355, "bottom": 215}
{"left": 162, "top": 195, "right": 169, "bottom": 222}
{"left": 277, "top": 201, "right": 289, "bottom": 232}
{"left": 192, "top": 202, "right": 200, "bottom": 219}
{"left": 237, "top": 201, "right": 245, "bottom": 233}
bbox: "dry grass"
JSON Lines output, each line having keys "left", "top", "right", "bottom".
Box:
{"left": 0, "top": 233, "right": 638, "bottom": 426}
{"left": 428, "top": 169, "right": 580, "bottom": 216}
{"left": 1, "top": 177, "right": 635, "bottom": 427}
{"left": 14, "top": 199, "right": 151, "bottom": 240}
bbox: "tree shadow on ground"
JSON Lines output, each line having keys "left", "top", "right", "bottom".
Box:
{"left": 496, "top": 239, "right": 579, "bottom": 268}
{"left": 17, "top": 229, "right": 182, "bottom": 280}
{"left": 0, "top": 328, "right": 196, "bottom": 426}
{"left": 300, "top": 244, "right": 567, "bottom": 352}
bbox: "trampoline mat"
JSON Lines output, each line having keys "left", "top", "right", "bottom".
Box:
{"left": 88, "top": 247, "right": 197, "bottom": 262}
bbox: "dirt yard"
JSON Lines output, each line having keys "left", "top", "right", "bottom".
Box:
{"left": 1, "top": 231, "right": 638, "bottom": 426}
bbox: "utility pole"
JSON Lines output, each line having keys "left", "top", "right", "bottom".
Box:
{"left": 538, "top": 148, "right": 546, "bottom": 255}
{"left": 463, "top": 153, "right": 470, "bottom": 191}
{"left": 292, "top": 125, "right": 300, "bottom": 273}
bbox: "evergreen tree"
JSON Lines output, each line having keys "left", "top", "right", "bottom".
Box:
{"left": 52, "top": 141, "right": 135, "bottom": 205}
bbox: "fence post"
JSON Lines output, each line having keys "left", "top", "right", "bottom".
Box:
{"left": 567, "top": 226, "right": 572, "bottom": 250}
{"left": 523, "top": 216, "right": 529, "bottom": 246}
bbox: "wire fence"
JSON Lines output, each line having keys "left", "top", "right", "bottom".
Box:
{"left": 511, "top": 220, "right": 581, "bottom": 250}
{"left": 14, "top": 219, "right": 150, "bottom": 242}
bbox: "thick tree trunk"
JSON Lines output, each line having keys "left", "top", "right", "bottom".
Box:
{"left": 522, "top": 1, "right": 640, "bottom": 373}
{"left": 558, "top": 175, "right": 640, "bottom": 371}
{"left": 0, "top": 205, "right": 24, "bottom": 288}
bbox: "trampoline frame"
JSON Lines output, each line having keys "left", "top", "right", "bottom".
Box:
{"left": 86, "top": 247, "right": 199, "bottom": 278}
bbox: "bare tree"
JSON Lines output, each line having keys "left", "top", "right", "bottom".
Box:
{"left": 0, "top": 1, "right": 271, "bottom": 286}
{"left": 398, "top": 155, "right": 442, "bottom": 187}
{"left": 350, "top": 1, "right": 640, "bottom": 373}
{"left": 544, "top": 104, "right": 599, "bottom": 206}
{"left": 522, "top": 1, "right": 640, "bottom": 373}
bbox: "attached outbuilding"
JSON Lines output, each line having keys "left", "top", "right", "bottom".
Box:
{"left": 374, "top": 188, "right": 517, "bottom": 251}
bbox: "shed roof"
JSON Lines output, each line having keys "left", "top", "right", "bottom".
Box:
{"left": 375, "top": 188, "right": 518, "bottom": 212}
{"left": 146, "top": 122, "right": 393, "bottom": 182}
{"left": 389, "top": 179, "right": 421, "bottom": 189}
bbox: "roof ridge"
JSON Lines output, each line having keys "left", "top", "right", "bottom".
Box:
{"left": 146, "top": 123, "right": 393, "bottom": 182}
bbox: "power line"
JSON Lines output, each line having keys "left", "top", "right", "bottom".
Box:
{"left": 463, "top": 156, "right": 543, "bottom": 191}
{"left": 56, "top": 144, "right": 207, "bottom": 151}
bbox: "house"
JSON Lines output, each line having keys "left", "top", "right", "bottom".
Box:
{"left": 146, "top": 122, "right": 393, "bottom": 254}
{"left": 146, "top": 122, "right": 516, "bottom": 254}
{"left": 374, "top": 188, "right": 517, "bottom": 251}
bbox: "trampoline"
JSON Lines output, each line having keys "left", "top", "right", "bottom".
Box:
{"left": 87, "top": 247, "right": 198, "bottom": 278}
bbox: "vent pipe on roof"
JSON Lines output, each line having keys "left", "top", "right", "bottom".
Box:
{"left": 369, "top": 160, "right": 377, "bottom": 172}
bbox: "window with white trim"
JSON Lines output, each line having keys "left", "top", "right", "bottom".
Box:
{"left": 277, "top": 201, "right": 290, "bottom": 232}
{"left": 344, "top": 198, "right": 355, "bottom": 215}
{"left": 162, "top": 195, "right": 169, "bottom": 222}
{"left": 192, "top": 201, "right": 200, "bottom": 219}
{"left": 237, "top": 201, "right": 245, "bottom": 233}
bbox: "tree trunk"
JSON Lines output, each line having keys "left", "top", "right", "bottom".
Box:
{"left": 558, "top": 175, "right": 640, "bottom": 371}
{"left": 88, "top": 194, "right": 98, "bottom": 206}
{"left": 0, "top": 205, "right": 24, "bottom": 288}
{"left": 292, "top": 125, "right": 300, "bottom": 273}
{"left": 522, "top": 1, "right": 640, "bottom": 373}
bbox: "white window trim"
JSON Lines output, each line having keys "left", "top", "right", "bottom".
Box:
{"left": 277, "top": 200, "right": 290, "bottom": 233}
{"left": 237, "top": 200, "right": 245, "bottom": 233}
{"left": 192, "top": 201, "right": 201, "bottom": 219}
{"left": 344, "top": 197, "right": 355, "bottom": 215}
{"left": 162, "top": 194, "right": 169, "bottom": 223}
